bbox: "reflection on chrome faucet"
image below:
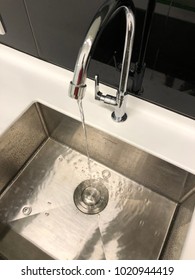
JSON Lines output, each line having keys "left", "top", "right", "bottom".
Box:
{"left": 69, "top": 0, "right": 135, "bottom": 122}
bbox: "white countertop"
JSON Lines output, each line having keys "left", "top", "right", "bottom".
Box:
{"left": 0, "top": 44, "right": 195, "bottom": 259}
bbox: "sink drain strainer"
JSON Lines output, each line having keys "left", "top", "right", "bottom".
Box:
{"left": 73, "top": 179, "right": 109, "bottom": 214}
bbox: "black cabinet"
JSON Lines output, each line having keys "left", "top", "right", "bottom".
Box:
{"left": 0, "top": 0, "right": 38, "bottom": 56}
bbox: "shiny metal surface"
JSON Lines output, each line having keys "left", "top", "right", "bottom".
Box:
{"left": 74, "top": 179, "right": 109, "bottom": 214}
{"left": 0, "top": 103, "right": 47, "bottom": 193}
{"left": 0, "top": 139, "right": 176, "bottom": 259}
{"left": 95, "top": 75, "right": 117, "bottom": 106}
{"left": 39, "top": 103, "right": 189, "bottom": 202}
{"left": 162, "top": 192, "right": 195, "bottom": 260}
{"left": 0, "top": 102, "right": 195, "bottom": 259}
{"left": 69, "top": 0, "right": 135, "bottom": 122}
{"left": 0, "top": 140, "right": 105, "bottom": 260}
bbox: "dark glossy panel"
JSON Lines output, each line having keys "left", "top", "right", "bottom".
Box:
{"left": 133, "top": 1, "right": 195, "bottom": 118}
{"left": 93, "top": 0, "right": 195, "bottom": 118}
{"left": 91, "top": 0, "right": 195, "bottom": 118}
{"left": 25, "top": 0, "right": 106, "bottom": 69}
{"left": 0, "top": 0, "right": 38, "bottom": 56}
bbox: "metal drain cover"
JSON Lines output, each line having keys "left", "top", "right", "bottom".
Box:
{"left": 73, "top": 179, "right": 109, "bottom": 214}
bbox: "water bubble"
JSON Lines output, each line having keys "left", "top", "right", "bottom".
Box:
{"left": 92, "top": 173, "right": 97, "bottom": 179}
{"left": 102, "top": 170, "right": 111, "bottom": 180}
{"left": 96, "top": 172, "right": 100, "bottom": 176}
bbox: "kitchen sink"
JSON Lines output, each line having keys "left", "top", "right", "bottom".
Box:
{"left": 0, "top": 102, "right": 194, "bottom": 259}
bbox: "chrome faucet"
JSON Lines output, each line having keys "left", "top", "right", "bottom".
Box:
{"left": 69, "top": 0, "right": 135, "bottom": 122}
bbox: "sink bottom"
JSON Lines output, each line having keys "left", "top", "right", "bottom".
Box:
{"left": 0, "top": 138, "right": 176, "bottom": 259}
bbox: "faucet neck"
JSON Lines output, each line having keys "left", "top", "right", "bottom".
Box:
{"left": 69, "top": 0, "right": 135, "bottom": 122}
{"left": 112, "top": 7, "right": 134, "bottom": 122}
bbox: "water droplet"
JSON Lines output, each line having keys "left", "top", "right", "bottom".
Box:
{"left": 154, "top": 230, "right": 160, "bottom": 237}
{"left": 27, "top": 188, "right": 34, "bottom": 196}
{"left": 144, "top": 198, "right": 150, "bottom": 205}
{"left": 137, "top": 186, "right": 143, "bottom": 192}
{"left": 117, "top": 187, "right": 123, "bottom": 194}
{"left": 139, "top": 220, "right": 145, "bottom": 227}
{"left": 58, "top": 156, "right": 63, "bottom": 162}
{"left": 22, "top": 206, "right": 32, "bottom": 216}
{"left": 102, "top": 170, "right": 111, "bottom": 180}
{"left": 128, "top": 187, "right": 132, "bottom": 192}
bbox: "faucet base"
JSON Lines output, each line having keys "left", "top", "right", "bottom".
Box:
{"left": 111, "top": 112, "right": 127, "bottom": 122}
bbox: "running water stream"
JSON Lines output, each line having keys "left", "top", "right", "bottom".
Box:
{"left": 77, "top": 98, "right": 92, "bottom": 178}
{"left": 74, "top": 98, "right": 109, "bottom": 214}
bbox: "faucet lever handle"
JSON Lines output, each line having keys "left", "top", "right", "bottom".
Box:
{"left": 94, "top": 74, "right": 117, "bottom": 105}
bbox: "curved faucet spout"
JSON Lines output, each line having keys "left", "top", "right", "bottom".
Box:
{"left": 69, "top": 0, "right": 135, "bottom": 122}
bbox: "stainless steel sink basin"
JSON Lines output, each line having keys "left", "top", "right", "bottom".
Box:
{"left": 0, "top": 102, "right": 194, "bottom": 259}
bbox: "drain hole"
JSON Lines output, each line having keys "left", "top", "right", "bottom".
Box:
{"left": 73, "top": 179, "right": 109, "bottom": 215}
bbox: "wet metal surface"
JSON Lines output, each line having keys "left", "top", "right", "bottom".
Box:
{"left": 0, "top": 139, "right": 176, "bottom": 259}
{"left": 39, "top": 103, "right": 189, "bottom": 202}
